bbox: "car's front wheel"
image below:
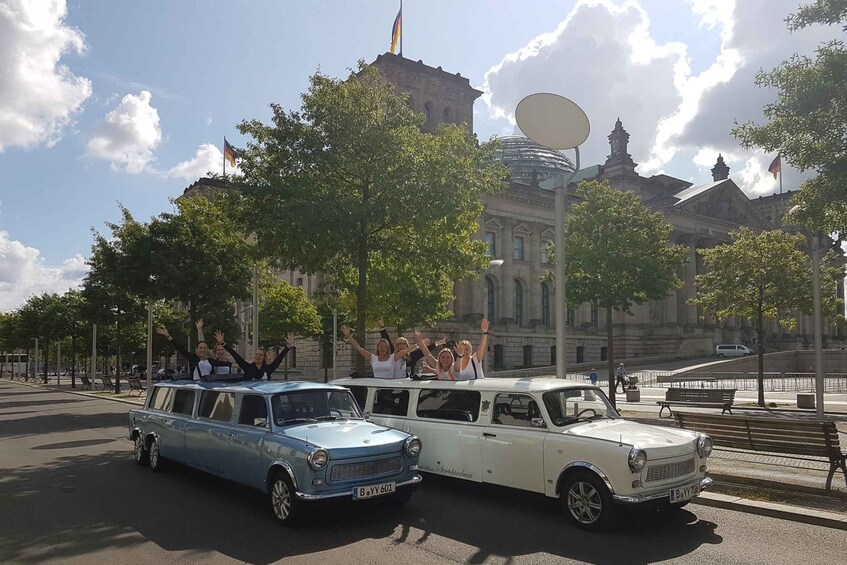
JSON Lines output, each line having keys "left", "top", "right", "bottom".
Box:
{"left": 148, "top": 436, "right": 165, "bottom": 472}
{"left": 269, "top": 472, "right": 300, "bottom": 526}
{"left": 133, "top": 434, "right": 148, "bottom": 466}
{"left": 562, "top": 471, "right": 619, "bottom": 531}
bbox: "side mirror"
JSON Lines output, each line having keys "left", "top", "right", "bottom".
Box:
{"left": 531, "top": 417, "right": 547, "bottom": 429}
{"left": 253, "top": 417, "right": 268, "bottom": 427}
{"left": 363, "top": 411, "right": 371, "bottom": 420}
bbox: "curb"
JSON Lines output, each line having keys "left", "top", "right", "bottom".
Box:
{"left": 692, "top": 492, "right": 847, "bottom": 530}
{"left": 6, "top": 378, "right": 144, "bottom": 406}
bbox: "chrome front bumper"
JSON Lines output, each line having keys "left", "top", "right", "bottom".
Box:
{"left": 612, "top": 476, "right": 713, "bottom": 504}
{"left": 295, "top": 474, "right": 423, "bottom": 501}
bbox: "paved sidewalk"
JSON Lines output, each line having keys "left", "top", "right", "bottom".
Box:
{"left": 4, "top": 376, "right": 846, "bottom": 530}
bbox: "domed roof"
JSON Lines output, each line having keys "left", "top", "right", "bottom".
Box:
{"left": 495, "top": 135, "right": 575, "bottom": 185}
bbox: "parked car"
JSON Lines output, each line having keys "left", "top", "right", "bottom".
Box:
{"left": 715, "top": 344, "right": 754, "bottom": 358}
{"left": 127, "top": 380, "right": 422, "bottom": 525}
{"left": 335, "top": 377, "right": 713, "bottom": 531}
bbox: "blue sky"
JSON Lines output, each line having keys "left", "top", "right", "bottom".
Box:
{"left": 0, "top": 0, "right": 840, "bottom": 310}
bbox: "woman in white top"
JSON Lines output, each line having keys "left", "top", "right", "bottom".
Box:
{"left": 341, "top": 325, "right": 409, "bottom": 379}
{"left": 454, "top": 319, "right": 490, "bottom": 381}
{"left": 415, "top": 330, "right": 460, "bottom": 380}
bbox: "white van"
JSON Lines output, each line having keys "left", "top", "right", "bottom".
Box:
{"left": 334, "top": 377, "right": 713, "bottom": 531}
{"left": 715, "top": 344, "right": 754, "bottom": 358}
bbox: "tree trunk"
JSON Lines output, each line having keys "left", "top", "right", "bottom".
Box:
{"left": 42, "top": 343, "right": 48, "bottom": 383}
{"left": 757, "top": 305, "right": 765, "bottom": 407}
{"left": 606, "top": 306, "right": 616, "bottom": 409}
{"left": 71, "top": 332, "right": 77, "bottom": 388}
{"left": 115, "top": 315, "right": 122, "bottom": 394}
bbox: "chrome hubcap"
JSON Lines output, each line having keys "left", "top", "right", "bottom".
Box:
{"left": 567, "top": 481, "right": 603, "bottom": 524}
{"left": 150, "top": 440, "right": 159, "bottom": 468}
{"left": 133, "top": 437, "right": 144, "bottom": 461}
{"left": 272, "top": 480, "right": 291, "bottom": 520}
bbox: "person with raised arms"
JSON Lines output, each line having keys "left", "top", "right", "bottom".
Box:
{"left": 378, "top": 318, "right": 448, "bottom": 378}
{"left": 196, "top": 319, "right": 238, "bottom": 375}
{"left": 155, "top": 326, "right": 231, "bottom": 381}
{"left": 415, "top": 330, "right": 460, "bottom": 381}
{"left": 342, "top": 324, "right": 409, "bottom": 379}
{"left": 453, "top": 319, "right": 490, "bottom": 381}
{"left": 215, "top": 330, "right": 294, "bottom": 380}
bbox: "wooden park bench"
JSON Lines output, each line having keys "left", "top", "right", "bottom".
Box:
{"left": 127, "top": 377, "right": 146, "bottom": 396}
{"left": 675, "top": 412, "right": 847, "bottom": 491}
{"left": 657, "top": 388, "right": 736, "bottom": 418}
{"left": 98, "top": 376, "right": 115, "bottom": 393}
{"left": 80, "top": 376, "right": 93, "bottom": 390}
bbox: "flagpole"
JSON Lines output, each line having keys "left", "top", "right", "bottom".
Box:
{"left": 223, "top": 136, "right": 226, "bottom": 177}
{"left": 779, "top": 157, "right": 783, "bottom": 194}
{"left": 400, "top": 0, "right": 403, "bottom": 58}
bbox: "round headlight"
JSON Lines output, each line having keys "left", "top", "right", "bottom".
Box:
{"left": 697, "top": 435, "right": 713, "bottom": 458}
{"left": 628, "top": 447, "right": 647, "bottom": 473}
{"left": 405, "top": 436, "right": 422, "bottom": 457}
{"left": 308, "top": 448, "right": 329, "bottom": 470}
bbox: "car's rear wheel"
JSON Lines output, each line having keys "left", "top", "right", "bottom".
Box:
{"left": 270, "top": 472, "right": 300, "bottom": 526}
{"left": 133, "top": 434, "right": 148, "bottom": 466}
{"left": 562, "top": 471, "right": 619, "bottom": 531}
{"left": 148, "top": 436, "right": 165, "bottom": 472}
{"left": 718, "top": 353, "right": 725, "bottom": 358}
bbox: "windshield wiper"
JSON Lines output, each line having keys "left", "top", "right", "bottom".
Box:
{"left": 315, "top": 415, "right": 345, "bottom": 421}
{"left": 281, "top": 417, "right": 318, "bottom": 424}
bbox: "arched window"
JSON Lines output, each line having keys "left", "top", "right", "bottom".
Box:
{"left": 514, "top": 280, "right": 524, "bottom": 326}
{"left": 541, "top": 284, "right": 550, "bottom": 327}
{"left": 485, "top": 276, "right": 495, "bottom": 322}
{"left": 424, "top": 102, "right": 433, "bottom": 126}
{"left": 566, "top": 308, "right": 575, "bottom": 327}
{"left": 442, "top": 107, "right": 452, "bottom": 123}
{"left": 493, "top": 344, "right": 504, "bottom": 369}
{"left": 523, "top": 345, "right": 533, "bottom": 367}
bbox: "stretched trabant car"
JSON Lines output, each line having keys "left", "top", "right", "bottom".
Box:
{"left": 127, "top": 380, "right": 422, "bottom": 525}
{"left": 335, "top": 377, "right": 713, "bottom": 531}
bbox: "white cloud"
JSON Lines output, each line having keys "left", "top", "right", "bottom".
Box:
{"left": 481, "top": 0, "right": 841, "bottom": 196}
{"left": 166, "top": 143, "right": 238, "bottom": 179}
{"left": 87, "top": 90, "right": 162, "bottom": 173}
{"left": 0, "top": 0, "right": 92, "bottom": 152}
{"left": 0, "top": 231, "right": 88, "bottom": 311}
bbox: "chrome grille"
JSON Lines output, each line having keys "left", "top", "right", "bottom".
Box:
{"left": 330, "top": 457, "right": 403, "bottom": 481}
{"left": 645, "top": 458, "right": 695, "bottom": 482}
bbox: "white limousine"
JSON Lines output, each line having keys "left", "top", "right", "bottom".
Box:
{"left": 333, "top": 377, "right": 713, "bottom": 531}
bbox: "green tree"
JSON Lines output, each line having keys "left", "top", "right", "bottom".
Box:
{"left": 691, "top": 227, "right": 844, "bottom": 406}
{"left": 544, "top": 181, "right": 687, "bottom": 406}
{"left": 233, "top": 63, "right": 506, "bottom": 363}
{"left": 259, "top": 274, "right": 322, "bottom": 346}
{"left": 732, "top": 0, "right": 847, "bottom": 237}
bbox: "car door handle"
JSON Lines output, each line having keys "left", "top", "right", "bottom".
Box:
{"left": 483, "top": 432, "right": 496, "bottom": 438}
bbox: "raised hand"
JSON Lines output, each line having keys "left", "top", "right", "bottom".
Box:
{"left": 195, "top": 319, "right": 204, "bottom": 330}
{"left": 286, "top": 332, "right": 295, "bottom": 348}
{"left": 436, "top": 337, "right": 447, "bottom": 347}
{"left": 414, "top": 330, "right": 422, "bottom": 340}
{"left": 481, "top": 319, "right": 490, "bottom": 332}
{"left": 155, "top": 327, "right": 170, "bottom": 338}
{"left": 341, "top": 325, "right": 351, "bottom": 338}
{"left": 214, "top": 330, "right": 225, "bottom": 344}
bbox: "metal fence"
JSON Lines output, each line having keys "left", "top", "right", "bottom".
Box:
{"left": 653, "top": 371, "right": 847, "bottom": 393}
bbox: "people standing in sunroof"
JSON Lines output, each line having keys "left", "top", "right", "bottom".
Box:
{"left": 196, "top": 319, "right": 237, "bottom": 375}
{"left": 155, "top": 326, "right": 231, "bottom": 381}
{"left": 215, "top": 330, "right": 294, "bottom": 380}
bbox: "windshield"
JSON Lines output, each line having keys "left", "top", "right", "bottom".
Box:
{"left": 271, "top": 390, "right": 363, "bottom": 425}
{"left": 542, "top": 388, "right": 620, "bottom": 427}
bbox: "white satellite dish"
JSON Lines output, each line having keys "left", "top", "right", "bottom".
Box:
{"left": 515, "top": 93, "right": 590, "bottom": 150}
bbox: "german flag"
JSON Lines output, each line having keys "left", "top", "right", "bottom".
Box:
{"left": 390, "top": 7, "right": 402, "bottom": 55}
{"left": 767, "top": 154, "right": 781, "bottom": 179}
{"left": 224, "top": 138, "right": 236, "bottom": 168}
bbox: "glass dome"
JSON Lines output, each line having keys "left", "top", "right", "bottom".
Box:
{"left": 495, "top": 135, "right": 575, "bottom": 184}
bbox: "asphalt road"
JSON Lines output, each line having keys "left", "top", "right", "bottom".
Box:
{"left": 1, "top": 381, "right": 844, "bottom": 565}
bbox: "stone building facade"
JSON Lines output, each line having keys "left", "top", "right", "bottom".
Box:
{"left": 183, "top": 53, "right": 845, "bottom": 375}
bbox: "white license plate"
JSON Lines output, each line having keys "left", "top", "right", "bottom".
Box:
{"left": 352, "top": 481, "right": 396, "bottom": 500}
{"left": 669, "top": 482, "right": 701, "bottom": 503}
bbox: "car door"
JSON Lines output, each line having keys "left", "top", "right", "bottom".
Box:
{"left": 228, "top": 394, "right": 270, "bottom": 489}
{"left": 481, "top": 393, "right": 546, "bottom": 493}
{"left": 186, "top": 390, "right": 236, "bottom": 479}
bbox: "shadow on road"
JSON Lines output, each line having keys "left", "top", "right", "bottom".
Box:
{"left": 0, "top": 411, "right": 129, "bottom": 439}
{"left": 0, "top": 398, "right": 97, "bottom": 410}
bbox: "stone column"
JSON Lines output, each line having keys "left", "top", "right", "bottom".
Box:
{"left": 685, "top": 240, "right": 699, "bottom": 327}
{"left": 501, "top": 219, "right": 515, "bottom": 324}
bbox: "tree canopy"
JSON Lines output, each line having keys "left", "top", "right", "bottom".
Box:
{"left": 259, "top": 272, "right": 322, "bottom": 346}
{"left": 545, "top": 180, "right": 687, "bottom": 405}
{"left": 732, "top": 0, "right": 847, "bottom": 237}
{"left": 233, "top": 62, "right": 506, "bottom": 348}
{"left": 692, "top": 227, "right": 844, "bottom": 406}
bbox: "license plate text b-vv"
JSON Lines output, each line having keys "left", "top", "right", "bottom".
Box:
{"left": 669, "top": 482, "right": 700, "bottom": 503}
{"left": 353, "top": 482, "right": 395, "bottom": 500}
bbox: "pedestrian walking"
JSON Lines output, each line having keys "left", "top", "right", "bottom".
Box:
{"left": 589, "top": 368, "right": 598, "bottom": 386}
{"left": 614, "top": 363, "right": 628, "bottom": 393}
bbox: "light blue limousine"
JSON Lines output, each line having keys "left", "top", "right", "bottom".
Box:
{"left": 127, "top": 380, "right": 422, "bottom": 525}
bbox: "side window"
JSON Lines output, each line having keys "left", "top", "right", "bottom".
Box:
{"left": 492, "top": 393, "right": 537, "bottom": 427}
{"left": 172, "top": 390, "right": 195, "bottom": 415}
{"left": 373, "top": 389, "right": 409, "bottom": 416}
{"left": 346, "top": 386, "right": 369, "bottom": 411}
{"left": 199, "top": 391, "right": 235, "bottom": 422}
{"left": 416, "top": 389, "right": 481, "bottom": 422}
{"left": 149, "top": 387, "right": 174, "bottom": 411}
{"left": 239, "top": 395, "right": 269, "bottom": 426}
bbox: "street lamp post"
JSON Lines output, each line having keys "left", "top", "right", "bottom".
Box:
{"left": 516, "top": 94, "right": 590, "bottom": 380}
